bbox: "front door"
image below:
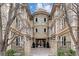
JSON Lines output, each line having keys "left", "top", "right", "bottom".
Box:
{"left": 32, "top": 39, "right": 50, "bottom": 48}
{"left": 36, "top": 39, "right": 46, "bottom": 48}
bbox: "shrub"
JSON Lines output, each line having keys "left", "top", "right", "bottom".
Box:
{"left": 67, "top": 49, "right": 76, "bottom": 56}
{"left": 5, "top": 49, "right": 16, "bottom": 56}
{"left": 57, "top": 48, "right": 76, "bottom": 56}
{"left": 57, "top": 49, "right": 65, "bottom": 56}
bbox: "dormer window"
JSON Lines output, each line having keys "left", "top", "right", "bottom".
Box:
{"left": 44, "top": 18, "right": 46, "bottom": 22}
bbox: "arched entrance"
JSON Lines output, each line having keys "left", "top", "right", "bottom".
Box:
{"left": 32, "top": 39, "right": 50, "bottom": 48}
{"left": 30, "top": 39, "right": 50, "bottom": 56}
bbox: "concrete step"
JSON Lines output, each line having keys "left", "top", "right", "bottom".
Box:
{"left": 30, "top": 48, "right": 50, "bottom": 56}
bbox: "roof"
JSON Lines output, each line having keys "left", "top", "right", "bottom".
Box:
{"left": 33, "top": 8, "right": 49, "bottom": 16}
{"left": 35, "top": 8, "right": 47, "bottom": 12}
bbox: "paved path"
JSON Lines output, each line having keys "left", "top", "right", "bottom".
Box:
{"left": 30, "top": 48, "right": 50, "bottom": 56}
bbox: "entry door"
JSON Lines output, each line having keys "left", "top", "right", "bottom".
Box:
{"left": 36, "top": 39, "right": 46, "bottom": 48}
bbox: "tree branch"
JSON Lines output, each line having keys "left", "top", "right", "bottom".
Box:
{"left": 63, "top": 4, "right": 77, "bottom": 44}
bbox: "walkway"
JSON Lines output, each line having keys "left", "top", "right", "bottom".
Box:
{"left": 30, "top": 48, "right": 50, "bottom": 56}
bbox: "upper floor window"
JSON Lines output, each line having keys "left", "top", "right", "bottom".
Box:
{"left": 62, "top": 19, "right": 65, "bottom": 28}
{"left": 36, "top": 18, "right": 38, "bottom": 22}
{"left": 44, "top": 28, "right": 46, "bottom": 32}
{"left": 36, "top": 28, "right": 38, "bottom": 32}
{"left": 44, "top": 18, "right": 46, "bottom": 22}
{"left": 16, "top": 19, "right": 20, "bottom": 29}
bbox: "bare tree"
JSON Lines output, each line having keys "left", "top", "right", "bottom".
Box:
{"left": 0, "top": 3, "right": 20, "bottom": 55}
{"left": 0, "top": 3, "right": 31, "bottom": 55}
{"left": 71, "top": 3, "right": 79, "bottom": 44}
{"left": 63, "top": 3, "right": 79, "bottom": 55}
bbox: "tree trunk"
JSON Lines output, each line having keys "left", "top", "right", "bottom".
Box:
{"left": 2, "top": 4, "right": 19, "bottom": 53}
{"left": 0, "top": 4, "right": 3, "bottom": 56}
{"left": 76, "top": 5, "right": 79, "bottom": 55}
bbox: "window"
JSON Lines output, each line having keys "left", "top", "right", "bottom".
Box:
{"left": 63, "top": 36, "right": 66, "bottom": 45}
{"left": 21, "top": 36, "right": 24, "bottom": 43}
{"left": 16, "top": 37, "right": 20, "bottom": 46}
{"left": 60, "top": 4, "right": 64, "bottom": 9}
{"left": 62, "top": 36, "right": 66, "bottom": 46}
{"left": 36, "top": 18, "right": 38, "bottom": 22}
{"left": 62, "top": 37, "right": 63, "bottom": 46}
{"left": 16, "top": 19, "right": 20, "bottom": 29}
{"left": 59, "top": 36, "right": 60, "bottom": 40}
{"left": 20, "top": 36, "right": 24, "bottom": 46}
{"left": 44, "top": 18, "right": 46, "bottom": 22}
{"left": 44, "top": 28, "right": 46, "bottom": 32}
{"left": 36, "top": 28, "right": 38, "bottom": 32}
{"left": 62, "top": 19, "right": 65, "bottom": 28}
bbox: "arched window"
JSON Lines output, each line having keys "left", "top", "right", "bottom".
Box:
{"left": 44, "top": 18, "right": 46, "bottom": 22}
{"left": 36, "top": 18, "right": 38, "bottom": 22}
{"left": 44, "top": 28, "right": 46, "bottom": 32}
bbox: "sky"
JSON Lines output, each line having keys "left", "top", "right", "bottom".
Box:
{"left": 29, "top": 3, "right": 37, "bottom": 14}
{"left": 29, "top": 3, "right": 53, "bottom": 14}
